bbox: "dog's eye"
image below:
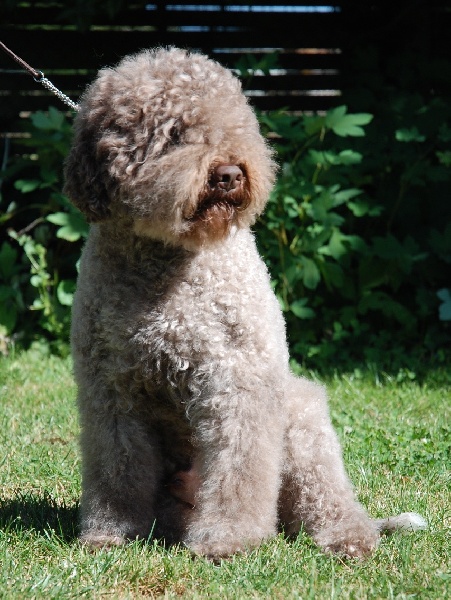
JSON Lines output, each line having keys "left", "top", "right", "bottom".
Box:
{"left": 169, "top": 127, "right": 181, "bottom": 146}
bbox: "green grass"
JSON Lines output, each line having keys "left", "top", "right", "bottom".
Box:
{"left": 0, "top": 350, "right": 449, "bottom": 599}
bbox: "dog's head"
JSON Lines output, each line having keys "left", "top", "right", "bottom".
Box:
{"left": 64, "top": 48, "right": 277, "bottom": 248}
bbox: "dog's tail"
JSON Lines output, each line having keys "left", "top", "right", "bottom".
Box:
{"left": 375, "top": 512, "right": 427, "bottom": 534}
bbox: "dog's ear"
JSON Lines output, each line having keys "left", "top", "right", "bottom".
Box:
{"left": 63, "top": 124, "right": 112, "bottom": 223}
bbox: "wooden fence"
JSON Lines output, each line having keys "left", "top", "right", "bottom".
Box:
{"left": 1, "top": 1, "right": 342, "bottom": 135}
{"left": 0, "top": 1, "right": 449, "bottom": 136}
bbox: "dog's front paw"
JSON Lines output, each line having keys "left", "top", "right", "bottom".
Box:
{"left": 187, "top": 538, "right": 246, "bottom": 562}
{"left": 80, "top": 532, "right": 126, "bottom": 549}
{"left": 185, "top": 524, "right": 267, "bottom": 561}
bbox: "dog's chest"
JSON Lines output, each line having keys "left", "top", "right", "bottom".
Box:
{"left": 133, "top": 231, "right": 287, "bottom": 371}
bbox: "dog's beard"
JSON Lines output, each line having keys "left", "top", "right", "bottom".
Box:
{"left": 133, "top": 177, "right": 253, "bottom": 248}
{"left": 183, "top": 185, "right": 251, "bottom": 245}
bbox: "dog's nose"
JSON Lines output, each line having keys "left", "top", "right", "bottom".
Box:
{"left": 212, "top": 164, "right": 243, "bottom": 192}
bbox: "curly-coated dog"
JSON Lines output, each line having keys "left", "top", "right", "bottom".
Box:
{"left": 64, "top": 47, "right": 425, "bottom": 560}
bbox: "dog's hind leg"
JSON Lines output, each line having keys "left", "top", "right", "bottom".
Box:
{"left": 278, "top": 377, "right": 380, "bottom": 558}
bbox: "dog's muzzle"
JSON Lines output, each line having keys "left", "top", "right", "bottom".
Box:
{"left": 209, "top": 164, "right": 244, "bottom": 192}
{"left": 179, "top": 162, "right": 252, "bottom": 246}
{"left": 188, "top": 163, "right": 249, "bottom": 223}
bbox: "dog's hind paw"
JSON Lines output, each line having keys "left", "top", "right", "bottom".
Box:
{"left": 313, "top": 518, "right": 380, "bottom": 559}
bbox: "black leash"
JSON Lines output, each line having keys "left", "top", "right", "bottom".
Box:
{"left": 1, "top": 40, "right": 80, "bottom": 112}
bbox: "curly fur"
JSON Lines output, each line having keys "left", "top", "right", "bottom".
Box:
{"left": 64, "top": 47, "right": 425, "bottom": 560}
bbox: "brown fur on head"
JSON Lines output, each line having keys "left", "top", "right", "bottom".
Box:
{"left": 64, "top": 47, "right": 277, "bottom": 249}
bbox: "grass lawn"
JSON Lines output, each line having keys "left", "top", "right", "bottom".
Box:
{"left": 0, "top": 349, "right": 449, "bottom": 599}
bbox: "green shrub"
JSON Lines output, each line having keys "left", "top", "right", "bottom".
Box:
{"left": 256, "top": 97, "right": 451, "bottom": 370}
{"left": 1, "top": 59, "right": 450, "bottom": 368}
{"left": 0, "top": 107, "right": 87, "bottom": 353}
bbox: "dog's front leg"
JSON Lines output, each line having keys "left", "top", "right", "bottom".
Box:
{"left": 78, "top": 399, "right": 162, "bottom": 548}
{"left": 183, "top": 386, "right": 283, "bottom": 560}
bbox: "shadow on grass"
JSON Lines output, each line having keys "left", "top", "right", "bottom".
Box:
{"left": 0, "top": 491, "right": 79, "bottom": 542}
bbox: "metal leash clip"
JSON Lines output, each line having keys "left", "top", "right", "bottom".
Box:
{"left": 1, "top": 40, "right": 80, "bottom": 112}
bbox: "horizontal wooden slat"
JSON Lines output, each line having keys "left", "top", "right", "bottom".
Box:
{"left": 0, "top": 92, "right": 339, "bottom": 121}
{"left": 4, "top": 8, "right": 343, "bottom": 27}
{"left": 0, "top": 1, "right": 345, "bottom": 131}
{"left": 0, "top": 18, "right": 343, "bottom": 45}
{"left": 215, "top": 52, "right": 343, "bottom": 70}
{"left": 0, "top": 29, "right": 343, "bottom": 70}
{"left": 340, "top": 0, "right": 451, "bottom": 54}
{"left": 1, "top": 0, "right": 343, "bottom": 23}
{"left": 0, "top": 46, "right": 342, "bottom": 75}
{"left": 0, "top": 31, "right": 342, "bottom": 71}
{"left": 0, "top": 74, "right": 93, "bottom": 93}
{"left": 1, "top": 71, "right": 340, "bottom": 93}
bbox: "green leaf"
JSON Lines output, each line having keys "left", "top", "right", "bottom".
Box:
{"left": 321, "top": 231, "right": 365, "bottom": 259}
{"left": 438, "top": 123, "right": 451, "bottom": 142}
{"left": 429, "top": 224, "right": 451, "bottom": 262}
{"left": 372, "top": 235, "right": 405, "bottom": 260}
{"left": 57, "top": 280, "right": 76, "bottom": 306}
{"left": 258, "top": 112, "right": 305, "bottom": 142}
{"left": 308, "top": 193, "right": 345, "bottom": 226}
{"left": 282, "top": 195, "right": 300, "bottom": 218}
{"left": 276, "top": 293, "right": 288, "bottom": 313}
{"left": 30, "top": 274, "right": 48, "bottom": 288}
{"left": 303, "top": 114, "right": 326, "bottom": 136}
{"left": 371, "top": 235, "right": 426, "bottom": 275}
{"left": 334, "top": 188, "right": 362, "bottom": 206}
{"left": 14, "top": 179, "right": 42, "bottom": 193}
{"left": 359, "top": 257, "right": 389, "bottom": 289}
{"left": 325, "top": 105, "right": 347, "bottom": 127}
{"left": 309, "top": 204, "right": 344, "bottom": 227}
{"left": 395, "top": 127, "right": 426, "bottom": 142}
{"left": 46, "top": 212, "right": 71, "bottom": 226}
{"left": 300, "top": 227, "right": 331, "bottom": 254}
{"left": 31, "top": 107, "right": 65, "bottom": 131}
{"left": 31, "top": 297, "right": 44, "bottom": 310}
{"left": 359, "top": 292, "right": 415, "bottom": 326}
{"left": 0, "top": 242, "right": 18, "bottom": 280}
{"left": 308, "top": 150, "right": 335, "bottom": 167}
{"left": 300, "top": 256, "right": 321, "bottom": 289}
{"left": 47, "top": 212, "right": 89, "bottom": 241}
{"left": 31, "top": 110, "right": 52, "bottom": 130}
{"left": 348, "top": 199, "right": 383, "bottom": 217}
{"left": 336, "top": 150, "right": 363, "bottom": 165}
{"left": 307, "top": 150, "right": 363, "bottom": 167}
{"left": 290, "top": 298, "right": 315, "bottom": 319}
{"left": 48, "top": 106, "right": 65, "bottom": 129}
{"left": 437, "top": 289, "right": 451, "bottom": 321}
{"left": 320, "top": 261, "right": 344, "bottom": 288}
{"left": 40, "top": 169, "right": 59, "bottom": 186}
{"left": 0, "top": 285, "right": 14, "bottom": 302}
{"left": 436, "top": 150, "right": 451, "bottom": 167}
{"left": 325, "top": 106, "right": 373, "bottom": 137}
{"left": 327, "top": 230, "right": 349, "bottom": 260}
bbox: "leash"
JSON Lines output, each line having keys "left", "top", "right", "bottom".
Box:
{"left": 0, "top": 40, "right": 80, "bottom": 112}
